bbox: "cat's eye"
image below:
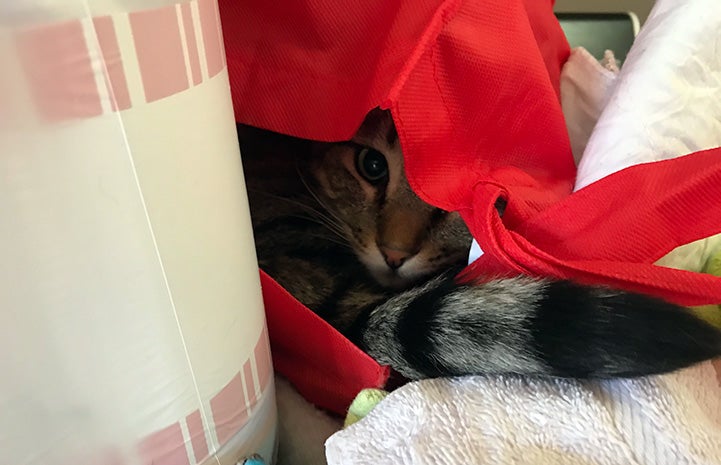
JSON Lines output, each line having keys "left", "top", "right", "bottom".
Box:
{"left": 355, "top": 147, "right": 389, "bottom": 184}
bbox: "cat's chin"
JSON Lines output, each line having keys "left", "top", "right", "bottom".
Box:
{"left": 372, "top": 271, "right": 417, "bottom": 290}
{"left": 367, "top": 264, "right": 431, "bottom": 290}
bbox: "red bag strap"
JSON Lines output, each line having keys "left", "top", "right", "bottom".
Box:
{"left": 461, "top": 147, "right": 721, "bottom": 306}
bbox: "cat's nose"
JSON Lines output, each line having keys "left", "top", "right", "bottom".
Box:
{"left": 380, "top": 246, "right": 414, "bottom": 270}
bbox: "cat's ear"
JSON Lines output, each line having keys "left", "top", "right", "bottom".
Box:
{"left": 356, "top": 108, "right": 396, "bottom": 144}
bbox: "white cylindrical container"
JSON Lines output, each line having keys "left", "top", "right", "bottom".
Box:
{"left": 0, "top": 1, "right": 276, "bottom": 464}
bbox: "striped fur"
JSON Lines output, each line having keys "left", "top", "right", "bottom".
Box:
{"left": 239, "top": 113, "right": 721, "bottom": 381}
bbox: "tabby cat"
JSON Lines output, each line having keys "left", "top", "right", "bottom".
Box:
{"left": 239, "top": 109, "right": 721, "bottom": 380}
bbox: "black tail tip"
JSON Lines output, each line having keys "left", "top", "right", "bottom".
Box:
{"left": 534, "top": 281, "right": 721, "bottom": 378}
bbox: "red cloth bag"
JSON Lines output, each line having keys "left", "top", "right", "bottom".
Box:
{"left": 219, "top": 0, "right": 721, "bottom": 415}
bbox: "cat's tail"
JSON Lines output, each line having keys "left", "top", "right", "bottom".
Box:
{"left": 354, "top": 274, "right": 721, "bottom": 380}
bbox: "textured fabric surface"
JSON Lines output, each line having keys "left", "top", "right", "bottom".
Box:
{"left": 326, "top": 365, "right": 721, "bottom": 465}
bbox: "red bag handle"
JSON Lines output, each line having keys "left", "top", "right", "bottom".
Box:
{"left": 461, "top": 147, "right": 721, "bottom": 306}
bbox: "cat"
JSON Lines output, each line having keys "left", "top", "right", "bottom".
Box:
{"left": 239, "top": 108, "right": 721, "bottom": 380}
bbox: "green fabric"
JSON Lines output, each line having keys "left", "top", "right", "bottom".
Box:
{"left": 344, "top": 388, "right": 389, "bottom": 427}
{"left": 693, "top": 248, "right": 721, "bottom": 327}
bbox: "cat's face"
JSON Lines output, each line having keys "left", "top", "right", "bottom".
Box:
{"left": 302, "top": 110, "right": 472, "bottom": 289}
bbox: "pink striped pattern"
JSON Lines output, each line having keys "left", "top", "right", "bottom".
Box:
{"left": 14, "top": 0, "right": 228, "bottom": 122}
{"left": 198, "top": 0, "right": 224, "bottom": 78}
{"left": 210, "top": 372, "right": 249, "bottom": 445}
{"left": 137, "top": 423, "right": 190, "bottom": 465}
{"left": 16, "top": 20, "right": 102, "bottom": 121}
{"left": 134, "top": 326, "right": 273, "bottom": 463}
{"left": 243, "top": 359, "right": 257, "bottom": 404}
{"left": 254, "top": 326, "right": 273, "bottom": 391}
{"left": 186, "top": 410, "right": 210, "bottom": 462}
{"left": 129, "top": 6, "right": 189, "bottom": 103}
{"left": 242, "top": 401, "right": 277, "bottom": 462}
{"left": 0, "top": 68, "right": 7, "bottom": 129}
{"left": 208, "top": 326, "right": 274, "bottom": 448}
{"left": 181, "top": 3, "right": 203, "bottom": 86}
{"left": 93, "top": 16, "right": 131, "bottom": 111}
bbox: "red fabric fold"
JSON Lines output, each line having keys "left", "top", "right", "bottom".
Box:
{"left": 459, "top": 147, "right": 721, "bottom": 307}
{"left": 260, "top": 272, "right": 390, "bottom": 413}
{"left": 222, "top": 0, "right": 458, "bottom": 141}
{"left": 525, "top": 147, "right": 721, "bottom": 265}
{"left": 390, "top": 0, "right": 575, "bottom": 225}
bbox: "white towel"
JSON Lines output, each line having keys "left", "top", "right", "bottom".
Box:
{"left": 326, "top": 0, "right": 721, "bottom": 463}
{"left": 327, "top": 366, "right": 721, "bottom": 465}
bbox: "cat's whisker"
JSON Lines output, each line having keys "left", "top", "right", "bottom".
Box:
{"left": 294, "top": 161, "right": 349, "bottom": 228}
{"left": 249, "top": 188, "right": 346, "bottom": 234}
{"left": 307, "top": 233, "right": 353, "bottom": 249}
{"left": 272, "top": 200, "right": 348, "bottom": 238}
{"left": 307, "top": 217, "right": 349, "bottom": 242}
{"left": 247, "top": 188, "right": 319, "bottom": 213}
{"left": 302, "top": 208, "right": 346, "bottom": 235}
{"left": 276, "top": 211, "right": 349, "bottom": 244}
